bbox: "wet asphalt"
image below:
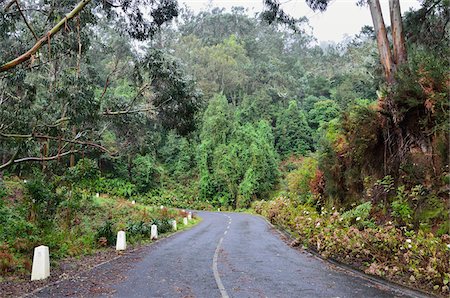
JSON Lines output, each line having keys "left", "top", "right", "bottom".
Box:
{"left": 109, "top": 211, "right": 417, "bottom": 298}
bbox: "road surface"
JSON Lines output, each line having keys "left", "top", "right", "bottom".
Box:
{"left": 34, "top": 211, "right": 422, "bottom": 298}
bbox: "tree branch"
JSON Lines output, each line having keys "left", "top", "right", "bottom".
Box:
{"left": 100, "top": 59, "right": 119, "bottom": 99}
{"left": 0, "top": 133, "right": 117, "bottom": 156}
{"left": 102, "top": 83, "right": 151, "bottom": 115}
{"left": 14, "top": 0, "right": 39, "bottom": 41}
{"left": 0, "top": 149, "right": 19, "bottom": 170}
{"left": 102, "top": 107, "right": 155, "bottom": 116}
{"left": 0, "top": 150, "right": 78, "bottom": 170}
{"left": 0, "top": 0, "right": 92, "bottom": 72}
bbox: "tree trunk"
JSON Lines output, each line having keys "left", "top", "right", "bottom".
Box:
{"left": 389, "top": 0, "right": 407, "bottom": 65}
{"left": 368, "top": 0, "right": 395, "bottom": 84}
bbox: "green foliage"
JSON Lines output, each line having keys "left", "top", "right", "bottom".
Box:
{"left": 198, "top": 97, "right": 279, "bottom": 208}
{"left": 132, "top": 154, "right": 161, "bottom": 192}
{"left": 391, "top": 199, "right": 412, "bottom": 225}
{"left": 275, "top": 100, "right": 313, "bottom": 156}
{"left": 95, "top": 220, "right": 115, "bottom": 246}
{"left": 341, "top": 202, "right": 375, "bottom": 229}
{"left": 286, "top": 157, "right": 318, "bottom": 203}
{"left": 253, "top": 197, "right": 450, "bottom": 295}
{"left": 96, "top": 178, "right": 136, "bottom": 198}
{"left": 66, "top": 159, "right": 100, "bottom": 187}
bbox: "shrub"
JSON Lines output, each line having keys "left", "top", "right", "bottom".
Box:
{"left": 96, "top": 220, "right": 115, "bottom": 247}
{"left": 391, "top": 187, "right": 412, "bottom": 225}
{"left": 286, "top": 157, "right": 318, "bottom": 203}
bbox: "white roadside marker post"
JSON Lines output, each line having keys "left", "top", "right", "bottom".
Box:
{"left": 151, "top": 225, "right": 158, "bottom": 240}
{"left": 131, "top": 200, "right": 136, "bottom": 205}
{"left": 116, "top": 231, "right": 126, "bottom": 251}
{"left": 188, "top": 212, "right": 192, "bottom": 221}
{"left": 172, "top": 220, "right": 177, "bottom": 231}
{"left": 31, "top": 245, "right": 50, "bottom": 281}
{"left": 183, "top": 217, "right": 188, "bottom": 225}
{"left": 95, "top": 193, "right": 99, "bottom": 198}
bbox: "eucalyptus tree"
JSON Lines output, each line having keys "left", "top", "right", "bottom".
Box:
{"left": 0, "top": 0, "right": 201, "bottom": 173}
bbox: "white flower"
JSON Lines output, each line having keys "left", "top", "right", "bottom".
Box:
{"left": 356, "top": 217, "right": 361, "bottom": 221}
{"left": 316, "top": 222, "right": 321, "bottom": 227}
{"left": 408, "top": 244, "right": 412, "bottom": 249}
{"left": 446, "top": 244, "right": 450, "bottom": 249}
{"left": 406, "top": 239, "right": 412, "bottom": 243}
{"left": 387, "top": 221, "right": 392, "bottom": 225}
{"left": 332, "top": 207, "right": 335, "bottom": 210}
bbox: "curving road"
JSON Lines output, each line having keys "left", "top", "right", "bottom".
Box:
{"left": 110, "top": 212, "right": 417, "bottom": 298}
{"left": 33, "top": 211, "right": 425, "bottom": 298}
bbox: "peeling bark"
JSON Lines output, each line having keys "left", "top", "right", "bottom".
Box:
{"left": 368, "top": 0, "right": 396, "bottom": 84}
{"left": 389, "top": 0, "right": 407, "bottom": 65}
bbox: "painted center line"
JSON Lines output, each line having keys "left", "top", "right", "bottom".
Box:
{"left": 213, "top": 214, "right": 231, "bottom": 298}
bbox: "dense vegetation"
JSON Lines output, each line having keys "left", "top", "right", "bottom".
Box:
{"left": 1, "top": 0, "right": 448, "bottom": 295}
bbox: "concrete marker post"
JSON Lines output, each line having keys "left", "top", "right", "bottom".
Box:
{"left": 151, "top": 224, "right": 158, "bottom": 240}
{"left": 183, "top": 217, "right": 188, "bottom": 225}
{"left": 131, "top": 200, "right": 136, "bottom": 205}
{"left": 188, "top": 212, "right": 192, "bottom": 221}
{"left": 31, "top": 245, "right": 50, "bottom": 281}
{"left": 116, "top": 231, "right": 126, "bottom": 251}
{"left": 172, "top": 219, "right": 177, "bottom": 231}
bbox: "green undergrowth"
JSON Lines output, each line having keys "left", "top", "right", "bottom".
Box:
{"left": 253, "top": 197, "right": 450, "bottom": 296}
{"left": 0, "top": 176, "right": 199, "bottom": 281}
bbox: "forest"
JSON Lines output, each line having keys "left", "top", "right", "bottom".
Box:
{"left": 0, "top": 0, "right": 449, "bottom": 296}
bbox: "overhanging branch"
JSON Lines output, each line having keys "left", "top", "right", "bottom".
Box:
{"left": 0, "top": 0, "right": 92, "bottom": 72}
{"left": 0, "top": 150, "right": 79, "bottom": 170}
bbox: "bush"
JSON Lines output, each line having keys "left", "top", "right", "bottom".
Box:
{"left": 96, "top": 220, "right": 115, "bottom": 247}
{"left": 95, "top": 178, "right": 136, "bottom": 198}
{"left": 253, "top": 197, "right": 450, "bottom": 295}
{"left": 66, "top": 159, "right": 100, "bottom": 187}
{"left": 286, "top": 157, "right": 318, "bottom": 203}
{"left": 391, "top": 186, "right": 412, "bottom": 225}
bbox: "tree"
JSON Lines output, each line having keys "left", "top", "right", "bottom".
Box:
{"left": 263, "top": 0, "right": 408, "bottom": 84}
{"left": 0, "top": 0, "right": 179, "bottom": 72}
{"left": 275, "top": 100, "right": 313, "bottom": 156}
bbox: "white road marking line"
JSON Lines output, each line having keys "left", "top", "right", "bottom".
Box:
{"left": 212, "top": 215, "right": 231, "bottom": 298}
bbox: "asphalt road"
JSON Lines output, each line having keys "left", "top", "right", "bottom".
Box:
{"left": 108, "top": 211, "right": 417, "bottom": 298}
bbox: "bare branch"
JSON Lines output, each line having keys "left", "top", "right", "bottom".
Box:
{"left": 0, "top": 133, "right": 117, "bottom": 156}
{"left": 0, "top": 149, "right": 19, "bottom": 170}
{"left": 14, "top": 0, "right": 39, "bottom": 41}
{"left": 0, "top": 150, "right": 78, "bottom": 170}
{"left": 102, "top": 107, "right": 155, "bottom": 116}
{"left": 100, "top": 59, "right": 119, "bottom": 99}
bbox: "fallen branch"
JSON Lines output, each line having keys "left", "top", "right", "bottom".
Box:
{"left": 0, "top": 0, "right": 92, "bottom": 72}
